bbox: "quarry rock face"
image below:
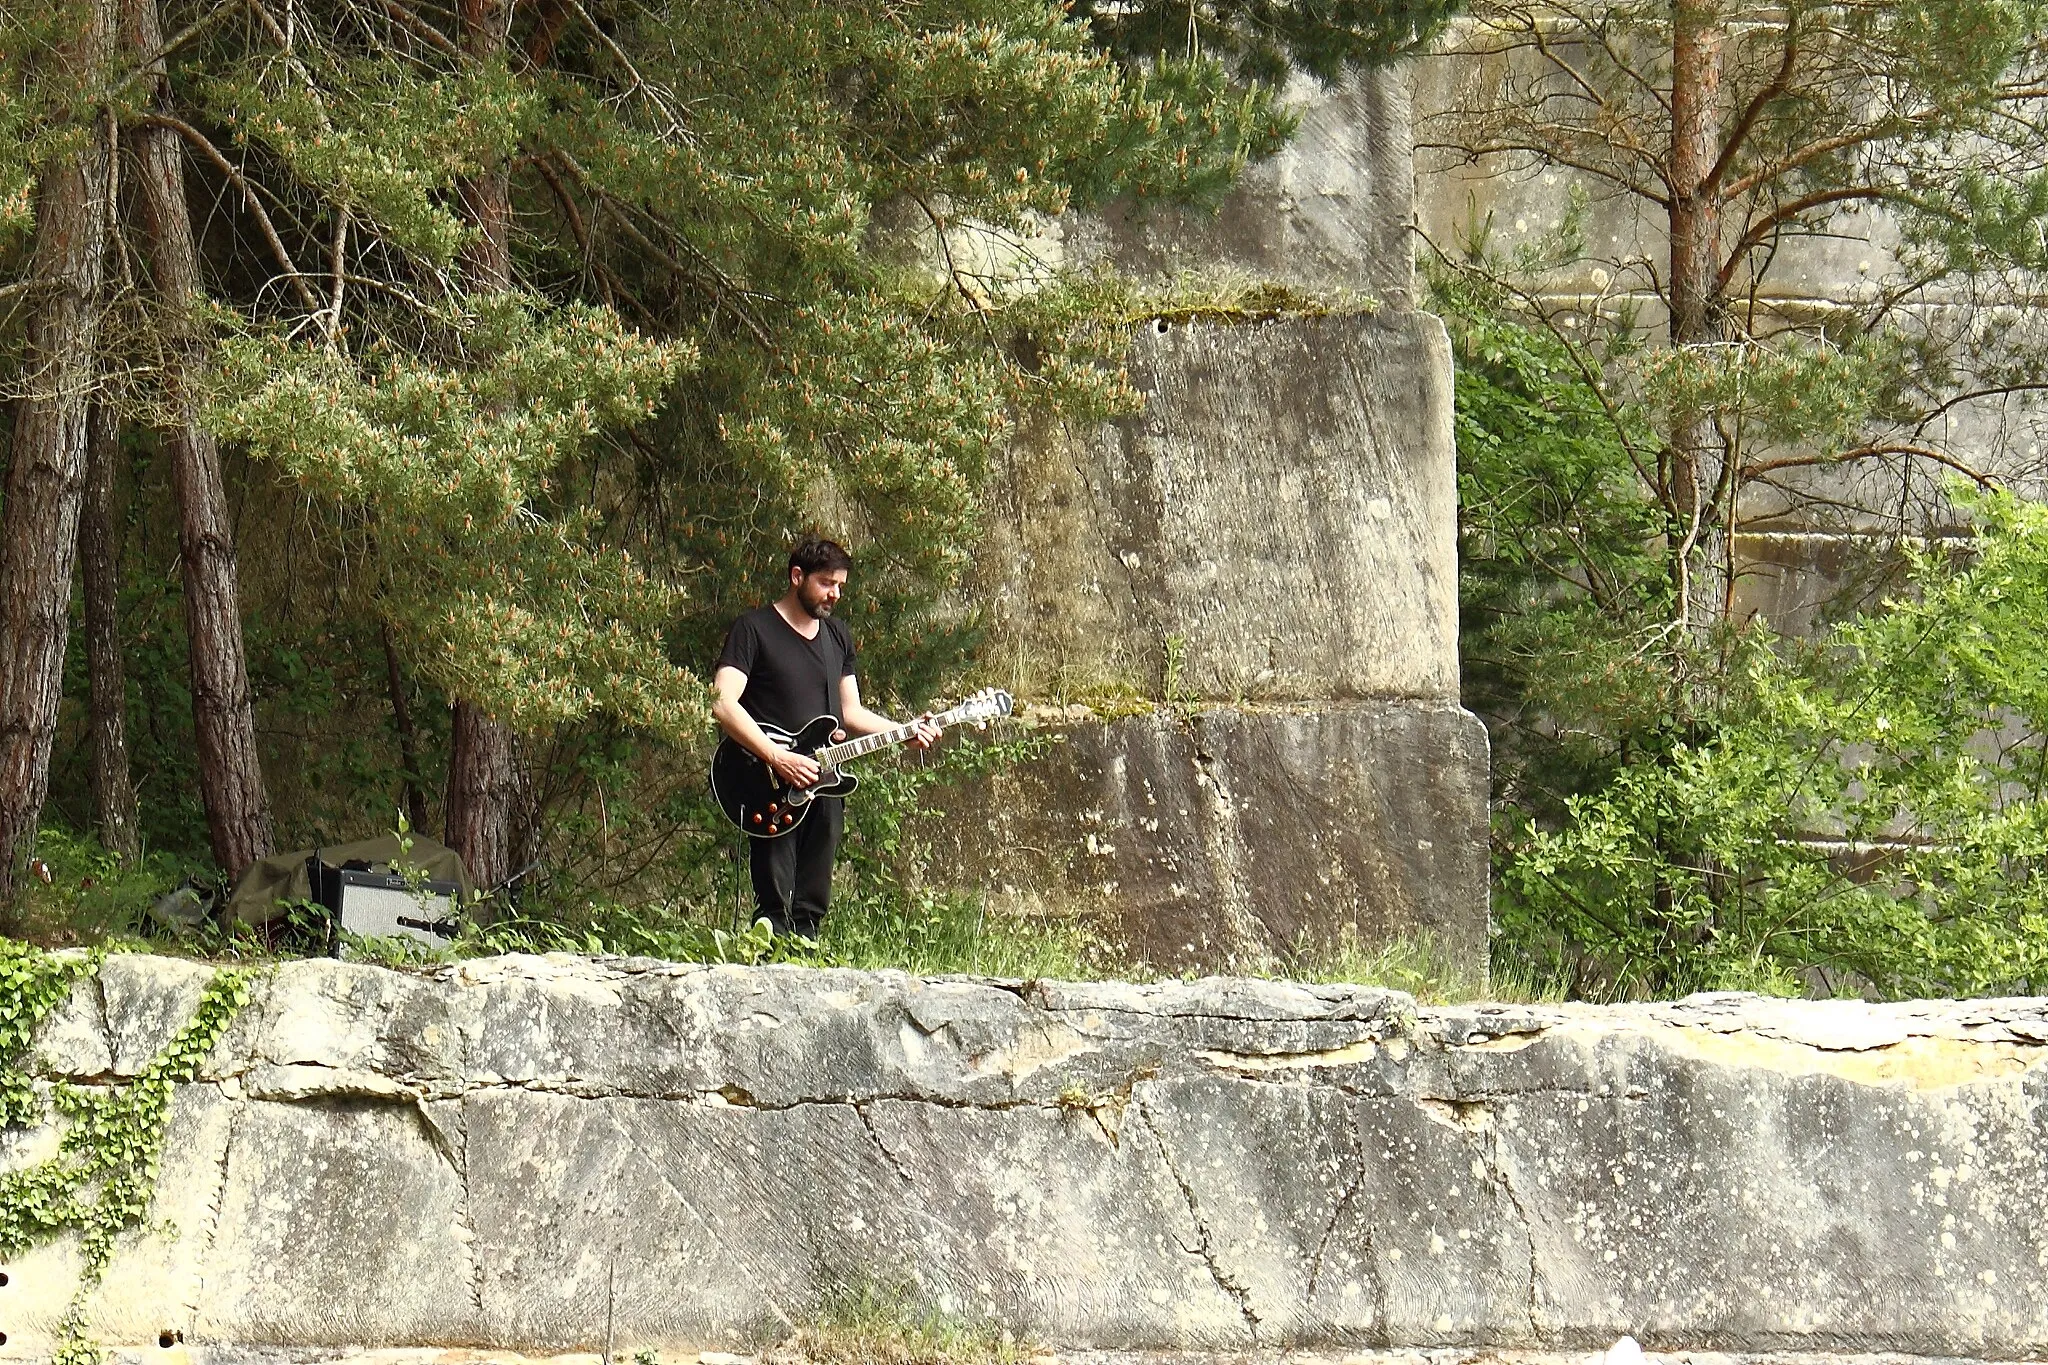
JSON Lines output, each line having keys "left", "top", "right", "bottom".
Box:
{"left": 1067, "top": 70, "right": 1418, "bottom": 306}
{"left": 949, "top": 308, "right": 1487, "bottom": 976}
{"left": 12, "top": 955, "right": 2048, "bottom": 1358}
{"left": 985, "top": 313, "right": 1459, "bottom": 706}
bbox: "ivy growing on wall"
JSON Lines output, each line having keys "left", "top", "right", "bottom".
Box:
{"left": 0, "top": 941, "right": 252, "bottom": 1364}
{"left": 0, "top": 942, "right": 94, "bottom": 1128}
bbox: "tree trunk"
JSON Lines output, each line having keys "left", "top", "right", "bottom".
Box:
{"left": 124, "top": 0, "right": 275, "bottom": 881}
{"left": 382, "top": 624, "right": 430, "bottom": 835}
{"left": 81, "top": 401, "right": 141, "bottom": 860}
{"left": 442, "top": 0, "right": 530, "bottom": 892}
{"left": 0, "top": 5, "right": 118, "bottom": 905}
{"left": 446, "top": 703, "right": 528, "bottom": 892}
{"left": 1667, "top": 0, "right": 1729, "bottom": 631}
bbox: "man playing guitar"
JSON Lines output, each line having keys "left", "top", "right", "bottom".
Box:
{"left": 711, "top": 535, "right": 941, "bottom": 938}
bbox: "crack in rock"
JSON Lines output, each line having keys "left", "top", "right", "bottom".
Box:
{"left": 1441, "top": 1100, "right": 1543, "bottom": 1341}
{"left": 185, "top": 1095, "right": 240, "bottom": 1325}
{"left": 1198, "top": 1039, "right": 1382, "bottom": 1072}
{"left": 1131, "top": 1102, "right": 1262, "bottom": 1344}
{"left": 854, "top": 1102, "right": 916, "bottom": 1185}
{"left": 1360, "top": 1224, "right": 1391, "bottom": 1347}
{"left": 1305, "top": 1138, "right": 1368, "bottom": 1309}
{"left": 441, "top": 1100, "right": 486, "bottom": 1317}
{"left": 1408, "top": 1095, "right": 1544, "bottom": 1338}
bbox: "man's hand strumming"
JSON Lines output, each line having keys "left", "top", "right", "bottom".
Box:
{"left": 767, "top": 746, "right": 822, "bottom": 788}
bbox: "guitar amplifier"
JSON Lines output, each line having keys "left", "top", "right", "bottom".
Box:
{"left": 310, "top": 859, "right": 461, "bottom": 953}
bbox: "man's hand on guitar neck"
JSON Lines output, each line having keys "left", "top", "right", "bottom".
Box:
{"left": 841, "top": 675, "right": 943, "bottom": 753}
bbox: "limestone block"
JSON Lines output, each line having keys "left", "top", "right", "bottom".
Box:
{"left": 459, "top": 1088, "right": 1250, "bottom": 1349}
{"left": 918, "top": 702, "right": 1491, "bottom": 976}
{"left": 96, "top": 954, "right": 217, "bottom": 1077}
{"left": 1069, "top": 70, "right": 1416, "bottom": 304}
{"left": 1726, "top": 532, "right": 1914, "bottom": 636}
{"left": 15, "top": 959, "right": 2048, "bottom": 1358}
{"left": 985, "top": 312, "right": 1459, "bottom": 705}
{"left": 5, "top": 1081, "right": 235, "bottom": 1358}
{"left": 232, "top": 956, "right": 468, "bottom": 1085}
{"left": 185, "top": 1094, "right": 479, "bottom": 1346}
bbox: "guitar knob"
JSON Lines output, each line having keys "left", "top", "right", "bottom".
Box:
{"left": 768, "top": 802, "right": 779, "bottom": 813}
{"left": 751, "top": 813, "right": 763, "bottom": 825}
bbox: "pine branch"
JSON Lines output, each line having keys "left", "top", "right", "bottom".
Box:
{"left": 1703, "top": 8, "right": 1800, "bottom": 198}
{"left": 376, "top": 0, "right": 461, "bottom": 57}
{"left": 549, "top": 151, "right": 775, "bottom": 349}
{"left": 109, "top": 1, "right": 241, "bottom": 101}
{"left": 135, "top": 113, "right": 324, "bottom": 314}
{"left": 1716, "top": 186, "right": 1896, "bottom": 291}
{"left": 1746, "top": 444, "right": 1998, "bottom": 489}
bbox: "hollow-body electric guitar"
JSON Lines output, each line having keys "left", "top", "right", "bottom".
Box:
{"left": 710, "top": 688, "right": 1014, "bottom": 838}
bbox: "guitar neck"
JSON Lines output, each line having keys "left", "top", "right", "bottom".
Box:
{"left": 814, "top": 705, "right": 968, "bottom": 768}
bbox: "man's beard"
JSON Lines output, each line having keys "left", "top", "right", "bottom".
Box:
{"left": 799, "top": 584, "right": 836, "bottom": 618}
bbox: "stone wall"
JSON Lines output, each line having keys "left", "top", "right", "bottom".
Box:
{"left": 983, "top": 313, "right": 1458, "bottom": 705}
{"left": 920, "top": 703, "right": 1489, "bottom": 970}
{"left": 11, "top": 955, "right": 2048, "bottom": 1359}
{"left": 1066, "top": 70, "right": 1418, "bottom": 306}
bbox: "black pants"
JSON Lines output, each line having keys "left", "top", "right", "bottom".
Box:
{"left": 747, "top": 796, "right": 843, "bottom": 937}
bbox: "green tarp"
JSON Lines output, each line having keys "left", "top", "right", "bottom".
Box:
{"left": 226, "top": 834, "right": 474, "bottom": 927}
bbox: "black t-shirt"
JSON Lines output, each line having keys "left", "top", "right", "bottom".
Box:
{"left": 715, "top": 605, "right": 858, "bottom": 734}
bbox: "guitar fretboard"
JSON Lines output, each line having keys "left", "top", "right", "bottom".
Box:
{"left": 813, "top": 704, "right": 975, "bottom": 769}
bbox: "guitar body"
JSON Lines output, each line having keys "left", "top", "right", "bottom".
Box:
{"left": 708, "top": 689, "right": 1010, "bottom": 839}
{"left": 710, "top": 714, "right": 860, "bottom": 839}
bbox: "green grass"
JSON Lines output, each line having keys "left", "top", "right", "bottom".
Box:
{"left": 771, "top": 1281, "right": 1028, "bottom": 1365}
{"left": 4, "top": 827, "right": 212, "bottom": 949}
{"left": 1, "top": 823, "right": 1550, "bottom": 1006}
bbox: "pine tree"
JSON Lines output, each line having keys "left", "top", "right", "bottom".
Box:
{"left": 1429, "top": 0, "right": 2048, "bottom": 631}
{"left": 125, "top": 0, "right": 275, "bottom": 879}
{"left": 0, "top": 0, "right": 118, "bottom": 906}
{"left": 1426, "top": 0, "right": 2048, "bottom": 993}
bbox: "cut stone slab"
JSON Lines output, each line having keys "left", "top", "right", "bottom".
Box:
{"left": 1070, "top": 69, "right": 1418, "bottom": 307}
{"left": 963, "top": 307, "right": 1481, "bottom": 977}
{"left": 983, "top": 312, "right": 1459, "bottom": 705}
{"left": 55, "top": 1353, "right": 2048, "bottom": 1365}
{"left": 917, "top": 702, "right": 1490, "bottom": 976}
{"left": 11, "top": 957, "right": 2048, "bottom": 1359}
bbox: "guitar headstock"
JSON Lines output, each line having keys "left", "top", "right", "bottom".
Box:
{"left": 951, "top": 688, "right": 1014, "bottom": 728}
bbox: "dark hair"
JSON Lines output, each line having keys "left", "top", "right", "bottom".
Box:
{"left": 789, "top": 534, "right": 853, "bottom": 577}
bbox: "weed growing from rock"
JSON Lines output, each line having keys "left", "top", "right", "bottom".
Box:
{"left": 768, "top": 1281, "right": 1029, "bottom": 1365}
